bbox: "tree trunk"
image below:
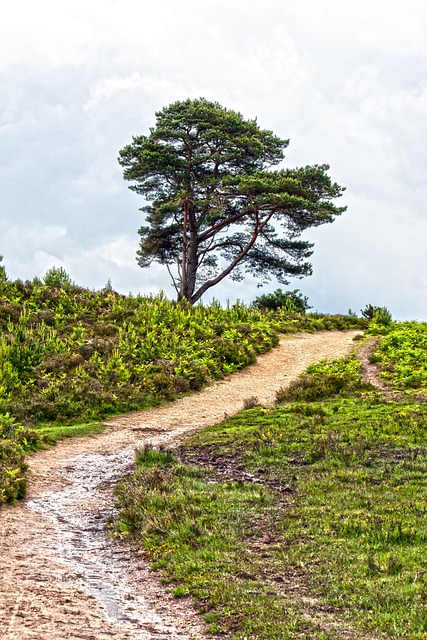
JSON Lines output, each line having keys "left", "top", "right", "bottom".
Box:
{"left": 179, "top": 199, "right": 198, "bottom": 302}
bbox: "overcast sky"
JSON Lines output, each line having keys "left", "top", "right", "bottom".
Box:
{"left": 1, "top": 0, "right": 426, "bottom": 319}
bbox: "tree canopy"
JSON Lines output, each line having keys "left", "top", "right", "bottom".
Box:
{"left": 119, "top": 98, "right": 346, "bottom": 304}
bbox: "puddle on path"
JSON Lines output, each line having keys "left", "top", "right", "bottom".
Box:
{"left": 27, "top": 448, "right": 199, "bottom": 639}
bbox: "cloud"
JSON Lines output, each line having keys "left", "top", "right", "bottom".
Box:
{"left": 1, "top": 0, "right": 427, "bottom": 318}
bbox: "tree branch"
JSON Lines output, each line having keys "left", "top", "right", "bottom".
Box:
{"left": 190, "top": 210, "right": 275, "bottom": 304}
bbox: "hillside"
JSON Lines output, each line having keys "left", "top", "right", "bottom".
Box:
{"left": 0, "top": 273, "right": 364, "bottom": 505}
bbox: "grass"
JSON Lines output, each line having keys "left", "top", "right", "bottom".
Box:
{"left": 0, "top": 415, "right": 107, "bottom": 506}
{"left": 33, "top": 420, "right": 106, "bottom": 444}
{"left": 112, "top": 355, "right": 427, "bottom": 638}
{"left": 371, "top": 321, "right": 427, "bottom": 393}
{"left": 0, "top": 275, "right": 364, "bottom": 429}
{"left": 0, "top": 271, "right": 365, "bottom": 505}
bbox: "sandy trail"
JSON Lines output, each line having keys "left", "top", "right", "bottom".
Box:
{"left": 0, "top": 330, "right": 360, "bottom": 640}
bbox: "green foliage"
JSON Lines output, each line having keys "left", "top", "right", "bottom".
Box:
{"left": 0, "top": 274, "right": 364, "bottom": 429}
{"left": 276, "top": 356, "right": 372, "bottom": 403}
{"left": 119, "top": 97, "right": 346, "bottom": 303}
{"left": 0, "top": 413, "right": 40, "bottom": 505}
{"left": 373, "top": 321, "right": 427, "bottom": 392}
{"left": 252, "top": 288, "right": 311, "bottom": 313}
{"left": 0, "top": 277, "right": 283, "bottom": 426}
{"left": 362, "top": 303, "right": 392, "bottom": 323}
{"left": 373, "top": 307, "right": 392, "bottom": 325}
{"left": 364, "top": 308, "right": 394, "bottom": 337}
{"left": 267, "top": 309, "right": 367, "bottom": 334}
{"left": 102, "top": 277, "right": 114, "bottom": 293}
{"left": 42, "top": 266, "right": 74, "bottom": 289}
{"left": 361, "top": 303, "right": 381, "bottom": 320}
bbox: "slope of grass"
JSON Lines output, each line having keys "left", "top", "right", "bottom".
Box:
{"left": 0, "top": 272, "right": 365, "bottom": 505}
{"left": 0, "top": 283, "right": 275, "bottom": 426}
{"left": 0, "top": 278, "right": 365, "bottom": 428}
{"left": 113, "top": 350, "right": 427, "bottom": 638}
{"left": 371, "top": 321, "right": 427, "bottom": 393}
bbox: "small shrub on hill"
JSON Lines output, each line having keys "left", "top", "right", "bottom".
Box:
{"left": 42, "top": 266, "right": 74, "bottom": 289}
{"left": 0, "top": 414, "right": 40, "bottom": 505}
{"left": 373, "top": 321, "right": 427, "bottom": 392}
{"left": 276, "top": 356, "right": 372, "bottom": 403}
{"left": 252, "top": 288, "right": 311, "bottom": 313}
{"left": 0, "top": 255, "right": 6, "bottom": 283}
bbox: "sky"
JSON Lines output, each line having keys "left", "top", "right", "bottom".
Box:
{"left": 1, "top": 0, "right": 427, "bottom": 319}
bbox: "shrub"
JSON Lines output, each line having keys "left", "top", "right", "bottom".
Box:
{"left": 0, "top": 414, "right": 40, "bottom": 505}
{"left": 374, "top": 322, "right": 427, "bottom": 392}
{"left": 0, "top": 255, "right": 7, "bottom": 283}
{"left": 43, "top": 266, "right": 74, "bottom": 289}
{"left": 361, "top": 304, "right": 392, "bottom": 323}
{"left": 276, "top": 357, "right": 371, "bottom": 403}
{"left": 372, "top": 307, "right": 392, "bottom": 325}
{"left": 252, "top": 288, "right": 311, "bottom": 313}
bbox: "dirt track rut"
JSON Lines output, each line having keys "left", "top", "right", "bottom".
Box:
{"left": 0, "top": 330, "right": 360, "bottom": 639}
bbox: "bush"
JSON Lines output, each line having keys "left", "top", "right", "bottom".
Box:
{"left": 43, "top": 266, "right": 74, "bottom": 289}
{"left": 252, "top": 288, "right": 311, "bottom": 313}
{"left": 276, "top": 357, "right": 372, "bottom": 403}
{"left": 373, "top": 322, "right": 427, "bottom": 392}
{"left": 0, "top": 255, "right": 7, "bottom": 283}
{"left": 361, "top": 304, "right": 392, "bottom": 323}
{"left": 0, "top": 414, "right": 40, "bottom": 505}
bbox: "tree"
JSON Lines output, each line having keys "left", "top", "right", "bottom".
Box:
{"left": 119, "top": 98, "right": 346, "bottom": 304}
{"left": 42, "top": 266, "right": 74, "bottom": 289}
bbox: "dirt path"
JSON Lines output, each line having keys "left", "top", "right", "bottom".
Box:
{"left": 0, "top": 330, "right": 360, "bottom": 640}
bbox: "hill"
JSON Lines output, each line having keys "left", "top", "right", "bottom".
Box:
{"left": 0, "top": 272, "right": 364, "bottom": 505}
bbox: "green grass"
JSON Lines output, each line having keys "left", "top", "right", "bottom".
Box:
{"left": 0, "top": 416, "right": 107, "bottom": 504}
{"left": 372, "top": 321, "right": 427, "bottom": 393}
{"left": 0, "top": 273, "right": 365, "bottom": 506}
{"left": 0, "top": 276, "right": 364, "bottom": 429}
{"left": 113, "top": 356, "right": 427, "bottom": 638}
{"left": 33, "top": 420, "right": 106, "bottom": 443}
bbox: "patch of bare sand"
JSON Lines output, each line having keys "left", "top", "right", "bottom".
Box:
{"left": 0, "top": 330, "right": 360, "bottom": 640}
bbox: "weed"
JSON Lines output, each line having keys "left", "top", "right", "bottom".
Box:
{"left": 243, "top": 396, "right": 259, "bottom": 410}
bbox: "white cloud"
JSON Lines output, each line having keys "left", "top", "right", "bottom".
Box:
{"left": 1, "top": 0, "right": 427, "bottom": 317}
